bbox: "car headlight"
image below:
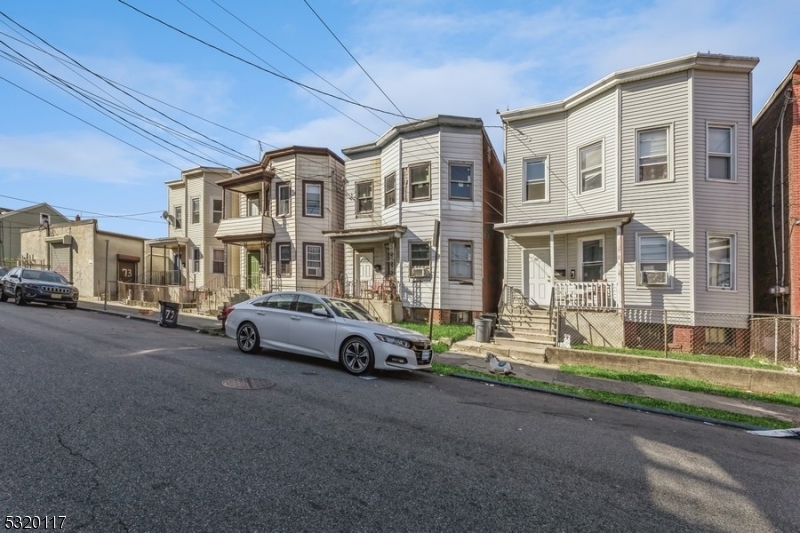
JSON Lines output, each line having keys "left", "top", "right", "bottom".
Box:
{"left": 374, "top": 334, "right": 412, "bottom": 349}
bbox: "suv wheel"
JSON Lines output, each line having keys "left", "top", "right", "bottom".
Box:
{"left": 14, "top": 288, "right": 26, "bottom": 306}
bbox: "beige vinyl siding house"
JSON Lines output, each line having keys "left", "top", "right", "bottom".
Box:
{"left": 328, "top": 115, "right": 503, "bottom": 323}
{"left": 498, "top": 53, "right": 758, "bottom": 351}
{"left": 0, "top": 203, "right": 68, "bottom": 265}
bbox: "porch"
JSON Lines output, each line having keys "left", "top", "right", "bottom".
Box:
{"left": 144, "top": 236, "right": 190, "bottom": 289}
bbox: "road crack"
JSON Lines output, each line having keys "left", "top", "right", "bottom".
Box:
{"left": 57, "top": 433, "right": 100, "bottom": 531}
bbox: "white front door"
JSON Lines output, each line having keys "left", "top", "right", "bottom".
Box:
{"left": 356, "top": 252, "right": 374, "bottom": 295}
{"left": 525, "top": 249, "right": 552, "bottom": 307}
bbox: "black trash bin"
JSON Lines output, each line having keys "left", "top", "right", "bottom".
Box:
{"left": 158, "top": 300, "right": 180, "bottom": 328}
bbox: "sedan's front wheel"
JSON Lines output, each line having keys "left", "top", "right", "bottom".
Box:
{"left": 0, "top": 289, "right": 7, "bottom": 302}
{"left": 236, "top": 322, "right": 261, "bottom": 354}
{"left": 14, "top": 288, "right": 26, "bottom": 306}
{"left": 340, "top": 337, "right": 375, "bottom": 376}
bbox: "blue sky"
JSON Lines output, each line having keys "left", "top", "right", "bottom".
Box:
{"left": 0, "top": 0, "right": 797, "bottom": 238}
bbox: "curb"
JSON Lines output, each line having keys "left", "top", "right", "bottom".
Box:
{"left": 75, "top": 305, "right": 220, "bottom": 334}
{"left": 449, "top": 372, "right": 771, "bottom": 432}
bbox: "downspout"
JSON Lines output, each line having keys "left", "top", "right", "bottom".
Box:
{"left": 397, "top": 139, "right": 403, "bottom": 305}
{"left": 771, "top": 93, "right": 791, "bottom": 313}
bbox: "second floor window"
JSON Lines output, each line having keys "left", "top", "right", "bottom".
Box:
{"left": 191, "top": 198, "right": 200, "bottom": 224}
{"left": 638, "top": 128, "right": 669, "bottom": 182}
{"left": 304, "top": 182, "right": 322, "bottom": 217}
{"left": 278, "top": 184, "right": 291, "bottom": 216}
{"left": 356, "top": 182, "right": 373, "bottom": 214}
{"left": 409, "top": 163, "right": 431, "bottom": 201}
{"left": 212, "top": 199, "right": 223, "bottom": 223}
{"left": 525, "top": 158, "right": 546, "bottom": 201}
{"left": 449, "top": 164, "right": 472, "bottom": 200}
{"left": 708, "top": 126, "right": 734, "bottom": 180}
{"left": 246, "top": 192, "right": 260, "bottom": 217}
{"left": 384, "top": 173, "right": 396, "bottom": 208}
{"left": 579, "top": 142, "right": 602, "bottom": 193}
{"left": 174, "top": 205, "right": 182, "bottom": 230}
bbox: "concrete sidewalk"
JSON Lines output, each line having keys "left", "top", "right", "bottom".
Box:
{"left": 436, "top": 351, "right": 800, "bottom": 427}
{"left": 76, "top": 299, "right": 223, "bottom": 333}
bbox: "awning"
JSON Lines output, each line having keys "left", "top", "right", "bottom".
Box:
{"left": 494, "top": 212, "right": 634, "bottom": 238}
{"left": 322, "top": 225, "right": 406, "bottom": 245}
{"left": 144, "top": 236, "right": 190, "bottom": 249}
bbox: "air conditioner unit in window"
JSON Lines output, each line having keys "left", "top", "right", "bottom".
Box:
{"left": 307, "top": 267, "right": 320, "bottom": 277}
{"left": 410, "top": 266, "right": 430, "bottom": 278}
{"left": 639, "top": 270, "right": 669, "bottom": 286}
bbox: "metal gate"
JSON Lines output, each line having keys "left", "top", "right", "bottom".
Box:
{"left": 50, "top": 243, "right": 72, "bottom": 280}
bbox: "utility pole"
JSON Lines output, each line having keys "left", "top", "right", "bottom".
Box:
{"left": 104, "top": 239, "right": 109, "bottom": 310}
{"left": 428, "top": 220, "right": 441, "bottom": 341}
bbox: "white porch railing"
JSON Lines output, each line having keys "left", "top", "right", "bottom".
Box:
{"left": 554, "top": 281, "right": 618, "bottom": 309}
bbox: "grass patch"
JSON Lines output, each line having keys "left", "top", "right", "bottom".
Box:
{"left": 572, "top": 344, "right": 784, "bottom": 371}
{"left": 398, "top": 322, "right": 473, "bottom": 343}
{"left": 430, "top": 361, "right": 791, "bottom": 430}
{"left": 560, "top": 365, "right": 800, "bottom": 409}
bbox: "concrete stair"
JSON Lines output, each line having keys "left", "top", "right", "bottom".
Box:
{"left": 495, "top": 307, "right": 556, "bottom": 345}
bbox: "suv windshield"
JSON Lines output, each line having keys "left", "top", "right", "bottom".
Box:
{"left": 22, "top": 270, "right": 68, "bottom": 284}
{"left": 322, "top": 298, "right": 375, "bottom": 321}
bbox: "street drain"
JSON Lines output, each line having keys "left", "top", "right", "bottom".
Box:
{"left": 222, "top": 378, "right": 275, "bottom": 390}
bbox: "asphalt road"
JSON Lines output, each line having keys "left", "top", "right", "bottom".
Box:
{"left": 1, "top": 302, "right": 799, "bottom": 532}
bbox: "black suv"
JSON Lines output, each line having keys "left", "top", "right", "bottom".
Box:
{"left": 0, "top": 267, "right": 79, "bottom": 309}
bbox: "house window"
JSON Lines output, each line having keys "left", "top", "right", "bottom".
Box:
{"left": 579, "top": 142, "right": 603, "bottom": 193}
{"left": 449, "top": 240, "right": 473, "bottom": 280}
{"left": 278, "top": 243, "right": 291, "bottom": 276}
{"left": 449, "top": 163, "right": 472, "bottom": 200}
{"left": 212, "top": 199, "right": 223, "bottom": 224}
{"left": 708, "top": 126, "right": 734, "bottom": 180}
{"left": 192, "top": 248, "right": 201, "bottom": 273}
{"left": 524, "top": 158, "right": 546, "bottom": 201}
{"left": 708, "top": 235, "right": 734, "bottom": 289}
{"left": 638, "top": 128, "right": 669, "bottom": 182}
{"left": 706, "top": 327, "right": 734, "bottom": 345}
{"left": 410, "top": 242, "right": 430, "bottom": 277}
{"left": 277, "top": 184, "right": 290, "bottom": 216}
{"left": 246, "top": 192, "right": 261, "bottom": 217}
{"left": 212, "top": 249, "right": 225, "bottom": 274}
{"left": 356, "top": 182, "right": 373, "bottom": 214}
{"left": 191, "top": 197, "right": 200, "bottom": 224}
{"left": 303, "top": 243, "right": 324, "bottom": 279}
{"left": 409, "top": 163, "right": 431, "bottom": 201}
{"left": 304, "top": 182, "right": 322, "bottom": 217}
{"left": 384, "top": 172, "right": 396, "bottom": 208}
{"left": 637, "top": 234, "right": 670, "bottom": 286}
{"left": 579, "top": 237, "right": 604, "bottom": 281}
{"left": 174, "top": 206, "right": 182, "bottom": 230}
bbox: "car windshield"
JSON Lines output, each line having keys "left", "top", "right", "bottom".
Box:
{"left": 22, "top": 270, "right": 68, "bottom": 284}
{"left": 322, "top": 298, "right": 375, "bottom": 321}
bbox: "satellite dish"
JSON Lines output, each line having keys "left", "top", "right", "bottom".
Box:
{"left": 161, "top": 210, "right": 170, "bottom": 220}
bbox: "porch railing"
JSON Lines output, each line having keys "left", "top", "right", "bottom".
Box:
{"left": 321, "top": 278, "right": 399, "bottom": 301}
{"left": 554, "top": 281, "right": 618, "bottom": 310}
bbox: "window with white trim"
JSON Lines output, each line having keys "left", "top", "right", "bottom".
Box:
{"left": 278, "top": 243, "right": 291, "bottom": 276}
{"left": 638, "top": 128, "right": 669, "bottom": 182}
{"left": 212, "top": 198, "right": 223, "bottom": 224}
{"left": 579, "top": 142, "right": 602, "bottom": 192}
{"left": 174, "top": 206, "right": 182, "bottom": 230}
{"left": 410, "top": 242, "right": 430, "bottom": 277}
{"left": 277, "top": 184, "right": 290, "bottom": 216}
{"left": 524, "top": 158, "right": 546, "bottom": 201}
{"left": 449, "top": 163, "right": 472, "bottom": 200}
{"left": 409, "top": 163, "right": 431, "bottom": 201}
{"left": 356, "top": 181, "right": 373, "bottom": 214}
{"left": 246, "top": 192, "right": 260, "bottom": 217}
{"left": 304, "top": 243, "right": 323, "bottom": 279}
{"left": 708, "top": 234, "right": 734, "bottom": 289}
{"left": 579, "top": 237, "right": 604, "bottom": 281}
{"left": 449, "top": 240, "right": 473, "bottom": 280}
{"left": 637, "top": 234, "right": 670, "bottom": 286}
{"left": 192, "top": 247, "right": 201, "bottom": 273}
{"left": 212, "top": 249, "right": 224, "bottom": 274}
{"left": 708, "top": 126, "right": 734, "bottom": 180}
{"left": 304, "top": 182, "right": 322, "bottom": 217}
{"left": 191, "top": 197, "right": 200, "bottom": 224}
{"left": 384, "top": 173, "right": 396, "bottom": 208}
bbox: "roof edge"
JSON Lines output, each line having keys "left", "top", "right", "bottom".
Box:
{"left": 343, "top": 115, "right": 484, "bottom": 156}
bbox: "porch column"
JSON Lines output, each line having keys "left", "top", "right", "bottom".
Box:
{"left": 616, "top": 225, "right": 624, "bottom": 309}
{"left": 549, "top": 230, "right": 555, "bottom": 283}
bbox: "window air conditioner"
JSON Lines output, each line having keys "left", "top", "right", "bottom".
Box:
{"left": 307, "top": 267, "right": 320, "bottom": 277}
{"left": 639, "top": 270, "right": 668, "bottom": 286}
{"left": 410, "top": 266, "right": 429, "bottom": 278}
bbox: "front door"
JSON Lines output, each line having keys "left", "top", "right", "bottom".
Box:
{"left": 525, "top": 249, "right": 552, "bottom": 307}
{"left": 247, "top": 250, "right": 260, "bottom": 289}
{"left": 355, "top": 251, "right": 374, "bottom": 297}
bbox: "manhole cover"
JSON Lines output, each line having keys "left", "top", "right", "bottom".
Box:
{"left": 222, "top": 378, "right": 275, "bottom": 390}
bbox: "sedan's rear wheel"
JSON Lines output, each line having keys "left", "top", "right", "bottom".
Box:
{"left": 340, "top": 337, "right": 375, "bottom": 376}
{"left": 14, "top": 288, "right": 26, "bottom": 306}
{"left": 236, "top": 322, "right": 261, "bottom": 354}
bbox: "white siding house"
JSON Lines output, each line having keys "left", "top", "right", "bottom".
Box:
{"left": 326, "top": 115, "right": 504, "bottom": 323}
{"left": 497, "top": 53, "right": 758, "bottom": 350}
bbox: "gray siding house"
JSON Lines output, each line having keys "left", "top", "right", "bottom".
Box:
{"left": 497, "top": 53, "right": 758, "bottom": 350}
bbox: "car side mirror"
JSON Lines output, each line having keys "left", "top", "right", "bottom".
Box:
{"left": 312, "top": 307, "right": 330, "bottom": 317}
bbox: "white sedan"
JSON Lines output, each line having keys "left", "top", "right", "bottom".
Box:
{"left": 224, "top": 291, "right": 433, "bottom": 375}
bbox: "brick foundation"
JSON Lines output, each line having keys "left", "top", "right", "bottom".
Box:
{"left": 671, "top": 326, "right": 705, "bottom": 353}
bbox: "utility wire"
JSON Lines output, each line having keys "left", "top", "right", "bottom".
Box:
{"left": 0, "top": 194, "right": 167, "bottom": 223}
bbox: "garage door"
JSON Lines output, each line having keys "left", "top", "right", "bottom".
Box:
{"left": 50, "top": 243, "right": 72, "bottom": 280}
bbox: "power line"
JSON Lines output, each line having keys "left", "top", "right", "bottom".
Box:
{"left": 0, "top": 194, "right": 167, "bottom": 224}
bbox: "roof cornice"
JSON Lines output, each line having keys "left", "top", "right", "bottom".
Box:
{"left": 753, "top": 60, "right": 800, "bottom": 125}
{"left": 501, "top": 53, "right": 759, "bottom": 122}
{"left": 343, "top": 115, "right": 484, "bottom": 156}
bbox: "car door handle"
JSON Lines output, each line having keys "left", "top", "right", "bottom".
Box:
{"left": 257, "top": 312, "right": 266, "bottom": 316}
{"left": 290, "top": 316, "right": 301, "bottom": 321}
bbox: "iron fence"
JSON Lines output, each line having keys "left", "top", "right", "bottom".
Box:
{"left": 555, "top": 307, "right": 800, "bottom": 365}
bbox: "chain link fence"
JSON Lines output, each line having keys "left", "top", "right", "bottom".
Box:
{"left": 556, "top": 307, "right": 800, "bottom": 365}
